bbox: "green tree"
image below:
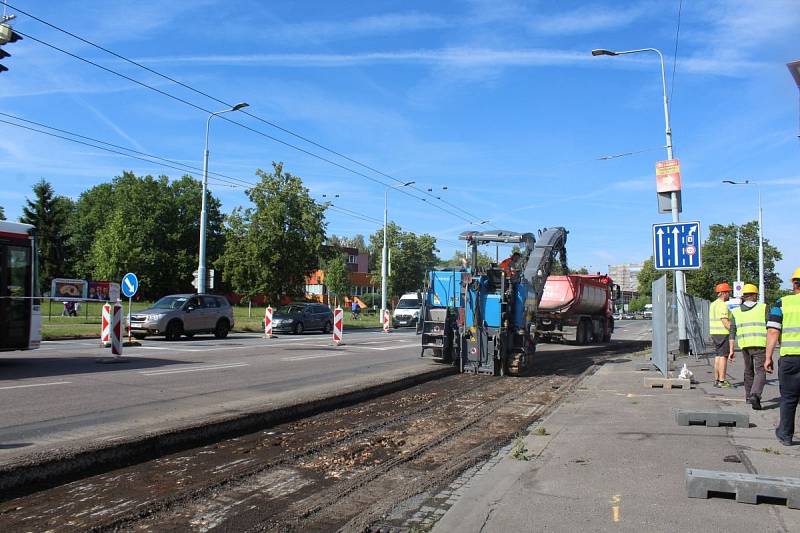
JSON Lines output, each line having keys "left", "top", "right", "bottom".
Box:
{"left": 216, "top": 162, "right": 327, "bottom": 303}
{"left": 19, "top": 179, "right": 74, "bottom": 292}
{"left": 368, "top": 223, "right": 438, "bottom": 298}
{"left": 627, "top": 295, "right": 650, "bottom": 313}
{"left": 684, "top": 221, "right": 782, "bottom": 302}
{"left": 328, "top": 233, "right": 368, "bottom": 254}
{"left": 0, "top": 205, "right": 5, "bottom": 220}
{"left": 79, "top": 172, "right": 223, "bottom": 298}
{"left": 439, "top": 250, "right": 493, "bottom": 269}
{"left": 637, "top": 257, "right": 673, "bottom": 297}
{"left": 323, "top": 255, "right": 350, "bottom": 307}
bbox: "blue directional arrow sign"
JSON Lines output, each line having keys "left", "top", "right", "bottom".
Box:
{"left": 121, "top": 272, "right": 139, "bottom": 298}
{"left": 652, "top": 221, "right": 702, "bottom": 270}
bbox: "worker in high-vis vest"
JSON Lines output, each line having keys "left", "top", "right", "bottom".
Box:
{"left": 766, "top": 267, "right": 800, "bottom": 446}
{"left": 728, "top": 284, "right": 768, "bottom": 410}
{"left": 710, "top": 282, "right": 733, "bottom": 388}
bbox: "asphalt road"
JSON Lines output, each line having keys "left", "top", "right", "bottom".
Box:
{"left": 0, "top": 320, "right": 652, "bottom": 464}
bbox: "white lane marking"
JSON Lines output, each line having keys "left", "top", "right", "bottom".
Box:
{"left": 0, "top": 381, "right": 72, "bottom": 391}
{"left": 353, "top": 342, "right": 420, "bottom": 351}
{"left": 280, "top": 354, "right": 341, "bottom": 362}
{"left": 140, "top": 363, "right": 249, "bottom": 376}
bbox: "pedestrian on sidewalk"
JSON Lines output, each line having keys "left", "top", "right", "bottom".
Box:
{"left": 765, "top": 267, "right": 800, "bottom": 446}
{"left": 710, "top": 282, "right": 733, "bottom": 388}
{"left": 729, "top": 283, "right": 768, "bottom": 410}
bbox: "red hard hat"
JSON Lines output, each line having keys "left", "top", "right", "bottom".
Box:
{"left": 715, "top": 282, "right": 731, "bottom": 293}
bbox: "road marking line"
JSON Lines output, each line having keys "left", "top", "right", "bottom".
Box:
{"left": 354, "top": 342, "right": 420, "bottom": 351}
{"left": 0, "top": 381, "right": 72, "bottom": 391}
{"left": 140, "top": 363, "right": 249, "bottom": 376}
{"left": 611, "top": 494, "right": 621, "bottom": 522}
{"left": 280, "top": 354, "right": 341, "bottom": 362}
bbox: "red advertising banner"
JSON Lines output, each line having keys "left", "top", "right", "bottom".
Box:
{"left": 656, "top": 159, "right": 682, "bottom": 192}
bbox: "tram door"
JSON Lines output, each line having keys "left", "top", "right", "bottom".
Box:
{"left": 0, "top": 244, "right": 31, "bottom": 350}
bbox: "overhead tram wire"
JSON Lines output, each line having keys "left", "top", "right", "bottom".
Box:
{"left": 669, "top": 0, "right": 683, "bottom": 107}
{"left": 0, "top": 111, "right": 254, "bottom": 188}
{"left": 0, "top": 118, "right": 245, "bottom": 190}
{"left": 6, "top": 6, "right": 483, "bottom": 224}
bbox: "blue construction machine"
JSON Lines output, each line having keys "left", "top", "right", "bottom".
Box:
{"left": 419, "top": 228, "right": 569, "bottom": 376}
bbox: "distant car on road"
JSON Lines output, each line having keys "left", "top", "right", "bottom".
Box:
{"left": 128, "top": 294, "right": 234, "bottom": 341}
{"left": 393, "top": 292, "right": 421, "bottom": 328}
{"left": 267, "top": 303, "right": 333, "bottom": 335}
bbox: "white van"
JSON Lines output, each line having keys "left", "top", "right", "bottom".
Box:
{"left": 393, "top": 292, "right": 421, "bottom": 327}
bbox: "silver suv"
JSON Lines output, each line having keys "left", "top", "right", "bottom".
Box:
{"left": 129, "top": 294, "right": 234, "bottom": 341}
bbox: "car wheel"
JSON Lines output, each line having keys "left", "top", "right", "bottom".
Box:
{"left": 166, "top": 320, "right": 183, "bottom": 341}
{"left": 214, "top": 319, "right": 230, "bottom": 339}
{"left": 323, "top": 321, "right": 332, "bottom": 334}
{"left": 294, "top": 322, "right": 304, "bottom": 335}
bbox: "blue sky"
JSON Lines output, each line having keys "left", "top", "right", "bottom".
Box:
{"left": 1, "top": 0, "right": 799, "bottom": 284}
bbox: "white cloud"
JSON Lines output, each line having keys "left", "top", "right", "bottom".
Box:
{"left": 528, "top": 4, "right": 648, "bottom": 35}
{"left": 271, "top": 12, "right": 450, "bottom": 43}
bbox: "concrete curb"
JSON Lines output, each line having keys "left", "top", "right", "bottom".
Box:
{"left": 0, "top": 366, "right": 455, "bottom": 500}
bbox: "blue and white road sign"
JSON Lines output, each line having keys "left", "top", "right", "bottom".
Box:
{"left": 652, "top": 221, "right": 702, "bottom": 270}
{"left": 121, "top": 272, "right": 139, "bottom": 298}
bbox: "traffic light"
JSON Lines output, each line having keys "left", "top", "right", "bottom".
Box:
{"left": 0, "top": 23, "right": 22, "bottom": 73}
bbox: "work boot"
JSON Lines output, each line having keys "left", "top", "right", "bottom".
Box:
{"left": 750, "top": 395, "right": 762, "bottom": 410}
{"left": 775, "top": 429, "right": 793, "bottom": 446}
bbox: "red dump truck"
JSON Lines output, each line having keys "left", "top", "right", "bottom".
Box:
{"left": 535, "top": 274, "right": 618, "bottom": 344}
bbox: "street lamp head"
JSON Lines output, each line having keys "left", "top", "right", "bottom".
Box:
{"left": 231, "top": 102, "right": 249, "bottom": 111}
{"left": 591, "top": 49, "right": 618, "bottom": 57}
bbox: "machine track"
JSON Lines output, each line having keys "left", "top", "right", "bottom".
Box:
{"left": 0, "top": 340, "right": 648, "bottom": 532}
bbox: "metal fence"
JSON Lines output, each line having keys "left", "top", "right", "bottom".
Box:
{"left": 652, "top": 275, "right": 710, "bottom": 377}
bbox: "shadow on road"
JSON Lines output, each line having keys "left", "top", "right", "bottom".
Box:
{"left": 0, "top": 357, "right": 197, "bottom": 381}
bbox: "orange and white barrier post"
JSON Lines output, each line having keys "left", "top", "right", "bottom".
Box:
{"left": 101, "top": 303, "right": 111, "bottom": 347}
{"left": 264, "top": 306, "right": 276, "bottom": 338}
{"left": 110, "top": 302, "right": 123, "bottom": 356}
{"left": 333, "top": 307, "right": 344, "bottom": 345}
{"left": 383, "top": 309, "right": 391, "bottom": 333}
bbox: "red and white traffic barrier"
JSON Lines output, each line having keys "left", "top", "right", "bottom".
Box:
{"left": 101, "top": 303, "right": 111, "bottom": 347}
{"left": 264, "top": 306, "right": 275, "bottom": 338}
{"left": 383, "top": 309, "right": 391, "bottom": 333}
{"left": 333, "top": 307, "right": 343, "bottom": 345}
{"left": 110, "top": 302, "right": 123, "bottom": 356}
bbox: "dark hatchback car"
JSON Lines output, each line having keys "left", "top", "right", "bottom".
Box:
{"left": 266, "top": 303, "right": 334, "bottom": 334}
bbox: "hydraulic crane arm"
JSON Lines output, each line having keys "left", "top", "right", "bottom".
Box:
{"left": 522, "top": 227, "right": 568, "bottom": 315}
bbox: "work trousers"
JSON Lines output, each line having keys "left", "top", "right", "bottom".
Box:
{"left": 778, "top": 356, "right": 800, "bottom": 440}
{"left": 742, "top": 347, "right": 767, "bottom": 399}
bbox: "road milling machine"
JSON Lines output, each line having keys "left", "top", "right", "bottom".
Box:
{"left": 419, "top": 227, "right": 569, "bottom": 376}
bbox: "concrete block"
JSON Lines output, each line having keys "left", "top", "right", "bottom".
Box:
{"left": 686, "top": 468, "right": 800, "bottom": 508}
{"left": 636, "top": 362, "right": 656, "bottom": 371}
{"left": 644, "top": 377, "right": 691, "bottom": 390}
{"left": 675, "top": 410, "right": 749, "bottom": 428}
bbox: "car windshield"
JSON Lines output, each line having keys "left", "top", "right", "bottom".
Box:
{"left": 152, "top": 296, "right": 189, "bottom": 309}
{"left": 277, "top": 305, "right": 306, "bottom": 314}
{"left": 397, "top": 299, "right": 420, "bottom": 309}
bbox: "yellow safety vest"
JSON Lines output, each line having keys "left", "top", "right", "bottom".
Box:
{"left": 780, "top": 294, "right": 800, "bottom": 356}
{"left": 709, "top": 298, "right": 730, "bottom": 336}
{"left": 731, "top": 303, "right": 767, "bottom": 349}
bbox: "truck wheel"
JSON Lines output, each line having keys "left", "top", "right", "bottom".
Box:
{"left": 602, "top": 320, "right": 612, "bottom": 342}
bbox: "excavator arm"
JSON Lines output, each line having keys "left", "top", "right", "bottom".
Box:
{"left": 521, "top": 227, "right": 568, "bottom": 317}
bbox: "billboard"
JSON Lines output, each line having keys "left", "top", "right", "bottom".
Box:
{"left": 88, "top": 281, "right": 121, "bottom": 301}
{"left": 655, "top": 159, "right": 682, "bottom": 192}
{"left": 51, "top": 278, "right": 87, "bottom": 300}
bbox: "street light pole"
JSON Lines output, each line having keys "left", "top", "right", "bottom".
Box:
{"left": 198, "top": 102, "right": 248, "bottom": 294}
{"left": 380, "top": 181, "right": 415, "bottom": 321}
{"left": 592, "top": 47, "right": 688, "bottom": 352}
{"left": 722, "top": 179, "right": 765, "bottom": 304}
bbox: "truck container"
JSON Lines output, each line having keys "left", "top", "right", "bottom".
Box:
{"left": 536, "top": 274, "right": 616, "bottom": 344}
